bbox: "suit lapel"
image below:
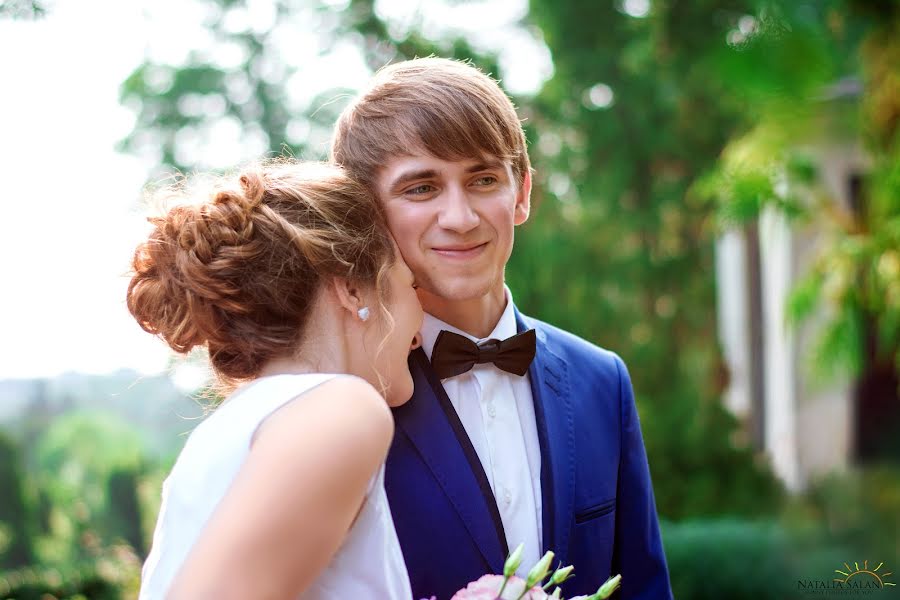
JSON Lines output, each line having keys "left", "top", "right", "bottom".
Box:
{"left": 516, "top": 310, "right": 576, "bottom": 563}
{"left": 392, "top": 348, "right": 507, "bottom": 573}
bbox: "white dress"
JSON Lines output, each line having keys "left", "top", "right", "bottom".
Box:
{"left": 139, "top": 373, "right": 412, "bottom": 600}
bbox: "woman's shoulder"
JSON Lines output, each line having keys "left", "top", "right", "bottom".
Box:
{"left": 218, "top": 372, "right": 383, "bottom": 423}
{"left": 306, "top": 373, "right": 387, "bottom": 407}
{"left": 275, "top": 374, "right": 390, "bottom": 424}
{"left": 251, "top": 373, "right": 393, "bottom": 455}
{"left": 180, "top": 373, "right": 391, "bottom": 468}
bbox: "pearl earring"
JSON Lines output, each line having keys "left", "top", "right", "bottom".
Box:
{"left": 357, "top": 307, "right": 370, "bottom": 321}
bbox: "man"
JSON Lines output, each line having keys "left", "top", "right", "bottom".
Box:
{"left": 331, "top": 57, "right": 672, "bottom": 599}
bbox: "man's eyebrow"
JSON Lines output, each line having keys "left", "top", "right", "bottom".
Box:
{"left": 389, "top": 169, "right": 439, "bottom": 192}
{"left": 465, "top": 159, "right": 506, "bottom": 172}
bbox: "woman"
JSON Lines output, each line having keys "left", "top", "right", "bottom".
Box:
{"left": 129, "top": 161, "right": 422, "bottom": 599}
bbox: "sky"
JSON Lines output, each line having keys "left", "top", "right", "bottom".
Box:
{"left": 0, "top": 0, "right": 552, "bottom": 381}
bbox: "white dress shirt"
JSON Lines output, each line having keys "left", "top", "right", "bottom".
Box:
{"left": 420, "top": 286, "right": 543, "bottom": 575}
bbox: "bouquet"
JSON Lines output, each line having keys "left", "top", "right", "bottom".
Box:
{"left": 423, "top": 544, "right": 622, "bottom": 600}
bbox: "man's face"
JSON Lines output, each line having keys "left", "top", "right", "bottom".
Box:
{"left": 375, "top": 152, "right": 531, "bottom": 304}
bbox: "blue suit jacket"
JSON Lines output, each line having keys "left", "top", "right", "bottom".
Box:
{"left": 385, "top": 308, "right": 673, "bottom": 599}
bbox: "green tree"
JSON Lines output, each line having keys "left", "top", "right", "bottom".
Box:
{"left": 118, "top": 0, "right": 491, "bottom": 178}
{"left": 699, "top": 1, "right": 899, "bottom": 385}
{"left": 34, "top": 412, "right": 148, "bottom": 563}
{"left": 0, "top": 432, "right": 34, "bottom": 568}
{"left": 106, "top": 468, "right": 146, "bottom": 555}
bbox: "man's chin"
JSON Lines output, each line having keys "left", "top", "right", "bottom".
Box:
{"left": 425, "top": 278, "right": 498, "bottom": 303}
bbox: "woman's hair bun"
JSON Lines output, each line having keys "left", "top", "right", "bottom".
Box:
{"left": 126, "top": 160, "right": 395, "bottom": 386}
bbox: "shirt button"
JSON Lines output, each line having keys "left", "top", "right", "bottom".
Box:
{"left": 487, "top": 404, "right": 497, "bottom": 418}
{"left": 503, "top": 488, "right": 512, "bottom": 506}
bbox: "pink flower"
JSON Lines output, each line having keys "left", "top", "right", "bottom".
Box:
{"left": 450, "top": 574, "right": 549, "bottom": 600}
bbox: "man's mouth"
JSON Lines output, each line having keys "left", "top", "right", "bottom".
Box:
{"left": 431, "top": 242, "right": 488, "bottom": 259}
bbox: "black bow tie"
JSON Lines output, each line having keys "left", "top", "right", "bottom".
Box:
{"left": 430, "top": 329, "right": 537, "bottom": 379}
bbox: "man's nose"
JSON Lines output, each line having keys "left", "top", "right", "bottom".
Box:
{"left": 436, "top": 186, "right": 479, "bottom": 233}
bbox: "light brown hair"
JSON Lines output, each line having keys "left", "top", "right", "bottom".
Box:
{"left": 126, "top": 161, "right": 395, "bottom": 390}
{"left": 331, "top": 57, "right": 531, "bottom": 190}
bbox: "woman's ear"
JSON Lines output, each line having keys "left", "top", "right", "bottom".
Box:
{"left": 330, "top": 276, "right": 364, "bottom": 316}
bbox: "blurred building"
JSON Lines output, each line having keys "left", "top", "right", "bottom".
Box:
{"left": 715, "top": 116, "right": 899, "bottom": 491}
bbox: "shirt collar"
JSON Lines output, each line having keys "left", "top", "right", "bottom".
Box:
{"left": 420, "top": 285, "right": 517, "bottom": 362}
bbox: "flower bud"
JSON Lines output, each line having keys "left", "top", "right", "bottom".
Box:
{"left": 596, "top": 574, "right": 622, "bottom": 599}
{"left": 548, "top": 565, "right": 575, "bottom": 586}
{"left": 525, "top": 551, "right": 555, "bottom": 588}
{"left": 504, "top": 543, "right": 525, "bottom": 577}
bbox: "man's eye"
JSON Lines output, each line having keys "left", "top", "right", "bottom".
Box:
{"left": 473, "top": 176, "right": 497, "bottom": 186}
{"left": 406, "top": 184, "right": 435, "bottom": 195}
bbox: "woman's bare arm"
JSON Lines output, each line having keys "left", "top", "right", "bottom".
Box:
{"left": 166, "top": 376, "right": 394, "bottom": 600}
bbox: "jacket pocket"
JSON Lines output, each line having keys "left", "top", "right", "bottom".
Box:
{"left": 575, "top": 498, "right": 616, "bottom": 524}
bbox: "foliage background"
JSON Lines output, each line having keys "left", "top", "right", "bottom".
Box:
{"left": 1, "top": 0, "right": 898, "bottom": 598}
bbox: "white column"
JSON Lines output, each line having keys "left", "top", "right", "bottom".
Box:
{"left": 715, "top": 230, "right": 751, "bottom": 419}
{"left": 759, "top": 207, "right": 802, "bottom": 491}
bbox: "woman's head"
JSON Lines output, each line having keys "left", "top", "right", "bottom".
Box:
{"left": 127, "top": 160, "right": 422, "bottom": 404}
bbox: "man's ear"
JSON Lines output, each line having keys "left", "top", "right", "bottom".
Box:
{"left": 331, "top": 276, "right": 363, "bottom": 317}
{"left": 514, "top": 169, "right": 532, "bottom": 226}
